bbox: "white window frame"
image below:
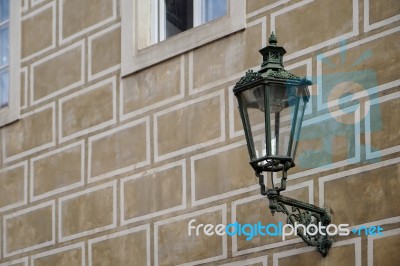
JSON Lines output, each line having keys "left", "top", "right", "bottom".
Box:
{"left": 121, "top": 0, "right": 245, "bottom": 76}
{"left": 0, "top": 0, "right": 21, "bottom": 127}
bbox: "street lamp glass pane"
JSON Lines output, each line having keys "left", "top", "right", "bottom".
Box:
{"left": 268, "top": 84, "right": 297, "bottom": 157}
{"left": 240, "top": 85, "right": 266, "bottom": 160}
{"left": 269, "top": 83, "right": 288, "bottom": 113}
{"left": 290, "top": 88, "right": 307, "bottom": 160}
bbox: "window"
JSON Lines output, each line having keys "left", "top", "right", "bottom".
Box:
{"left": 121, "top": 0, "right": 245, "bottom": 75}
{"left": 162, "top": 0, "right": 194, "bottom": 40}
{"left": 137, "top": 0, "right": 229, "bottom": 50}
{"left": 159, "top": 0, "right": 227, "bottom": 41}
{"left": 0, "top": 0, "right": 10, "bottom": 107}
{"left": 0, "top": 0, "right": 20, "bottom": 127}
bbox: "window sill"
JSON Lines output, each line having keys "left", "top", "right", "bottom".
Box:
{"left": 0, "top": 108, "right": 19, "bottom": 128}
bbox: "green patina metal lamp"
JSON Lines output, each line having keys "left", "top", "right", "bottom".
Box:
{"left": 233, "top": 32, "right": 332, "bottom": 256}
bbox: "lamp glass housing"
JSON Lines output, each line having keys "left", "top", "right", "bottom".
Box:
{"left": 236, "top": 80, "right": 309, "bottom": 172}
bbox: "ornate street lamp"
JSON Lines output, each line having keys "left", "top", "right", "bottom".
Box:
{"left": 233, "top": 33, "right": 332, "bottom": 256}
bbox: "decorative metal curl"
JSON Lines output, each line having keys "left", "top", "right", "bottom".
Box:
{"left": 234, "top": 70, "right": 262, "bottom": 88}
{"left": 258, "top": 171, "right": 332, "bottom": 256}
{"left": 272, "top": 201, "right": 332, "bottom": 255}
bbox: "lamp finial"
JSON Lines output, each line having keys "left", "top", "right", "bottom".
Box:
{"left": 269, "top": 32, "right": 277, "bottom": 45}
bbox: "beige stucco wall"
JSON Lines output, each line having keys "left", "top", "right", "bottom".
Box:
{"left": 0, "top": 0, "right": 399, "bottom": 265}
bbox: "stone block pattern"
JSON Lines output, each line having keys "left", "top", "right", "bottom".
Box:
{"left": 60, "top": 0, "right": 116, "bottom": 43}
{"left": 276, "top": 239, "right": 358, "bottom": 266}
{"left": 154, "top": 90, "right": 224, "bottom": 160}
{"left": 0, "top": 1, "right": 399, "bottom": 266}
{"left": 59, "top": 182, "right": 116, "bottom": 241}
{"left": 31, "top": 141, "right": 84, "bottom": 200}
{"left": 59, "top": 77, "right": 116, "bottom": 141}
{"left": 89, "top": 24, "right": 121, "bottom": 80}
{"left": 323, "top": 163, "right": 400, "bottom": 225}
{"left": 3, "top": 201, "right": 55, "bottom": 257}
{"left": 274, "top": 0, "right": 355, "bottom": 58}
{"left": 21, "top": 2, "right": 55, "bottom": 59}
{"left": 89, "top": 226, "right": 149, "bottom": 266}
{"left": 31, "top": 42, "right": 84, "bottom": 104}
{"left": 122, "top": 55, "right": 183, "bottom": 118}
{"left": 0, "top": 163, "right": 26, "bottom": 212}
{"left": 2, "top": 103, "right": 55, "bottom": 161}
{"left": 370, "top": 230, "right": 400, "bottom": 266}
{"left": 233, "top": 185, "right": 311, "bottom": 254}
{"left": 121, "top": 161, "right": 185, "bottom": 223}
{"left": 32, "top": 243, "right": 84, "bottom": 266}
{"left": 155, "top": 206, "right": 227, "bottom": 265}
{"left": 368, "top": 0, "right": 400, "bottom": 26}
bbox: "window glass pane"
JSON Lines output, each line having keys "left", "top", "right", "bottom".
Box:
{"left": 164, "top": 0, "right": 193, "bottom": 39}
{"left": 0, "top": 0, "right": 9, "bottom": 22}
{"left": 0, "top": 25, "right": 9, "bottom": 67}
{"left": 0, "top": 68, "right": 9, "bottom": 107}
{"left": 149, "top": 0, "right": 229, "bottom": 45}
{"left": 201, "top": 0, "right": 226, "bottom": 24}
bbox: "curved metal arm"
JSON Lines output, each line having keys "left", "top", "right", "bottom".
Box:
{"left": 257, "top": 171, "right": 332, "bottom": 256}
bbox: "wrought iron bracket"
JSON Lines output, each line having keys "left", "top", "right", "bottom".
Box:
{"left": 256, "top": 171, "right": 332, "bottom": 256}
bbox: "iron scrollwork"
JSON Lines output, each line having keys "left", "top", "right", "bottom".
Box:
{"left": 234, "top": 70, "right": 263, "bottom": 88}
{"left": 271, "top": 196, "right": 332, "bottom": 256}
{"left": 257, "top": 171, "right": 332, "bottom": 256}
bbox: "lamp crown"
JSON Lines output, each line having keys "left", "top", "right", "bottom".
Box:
{"left": 259, "top": 32, "right": 286, "bottom": 71}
